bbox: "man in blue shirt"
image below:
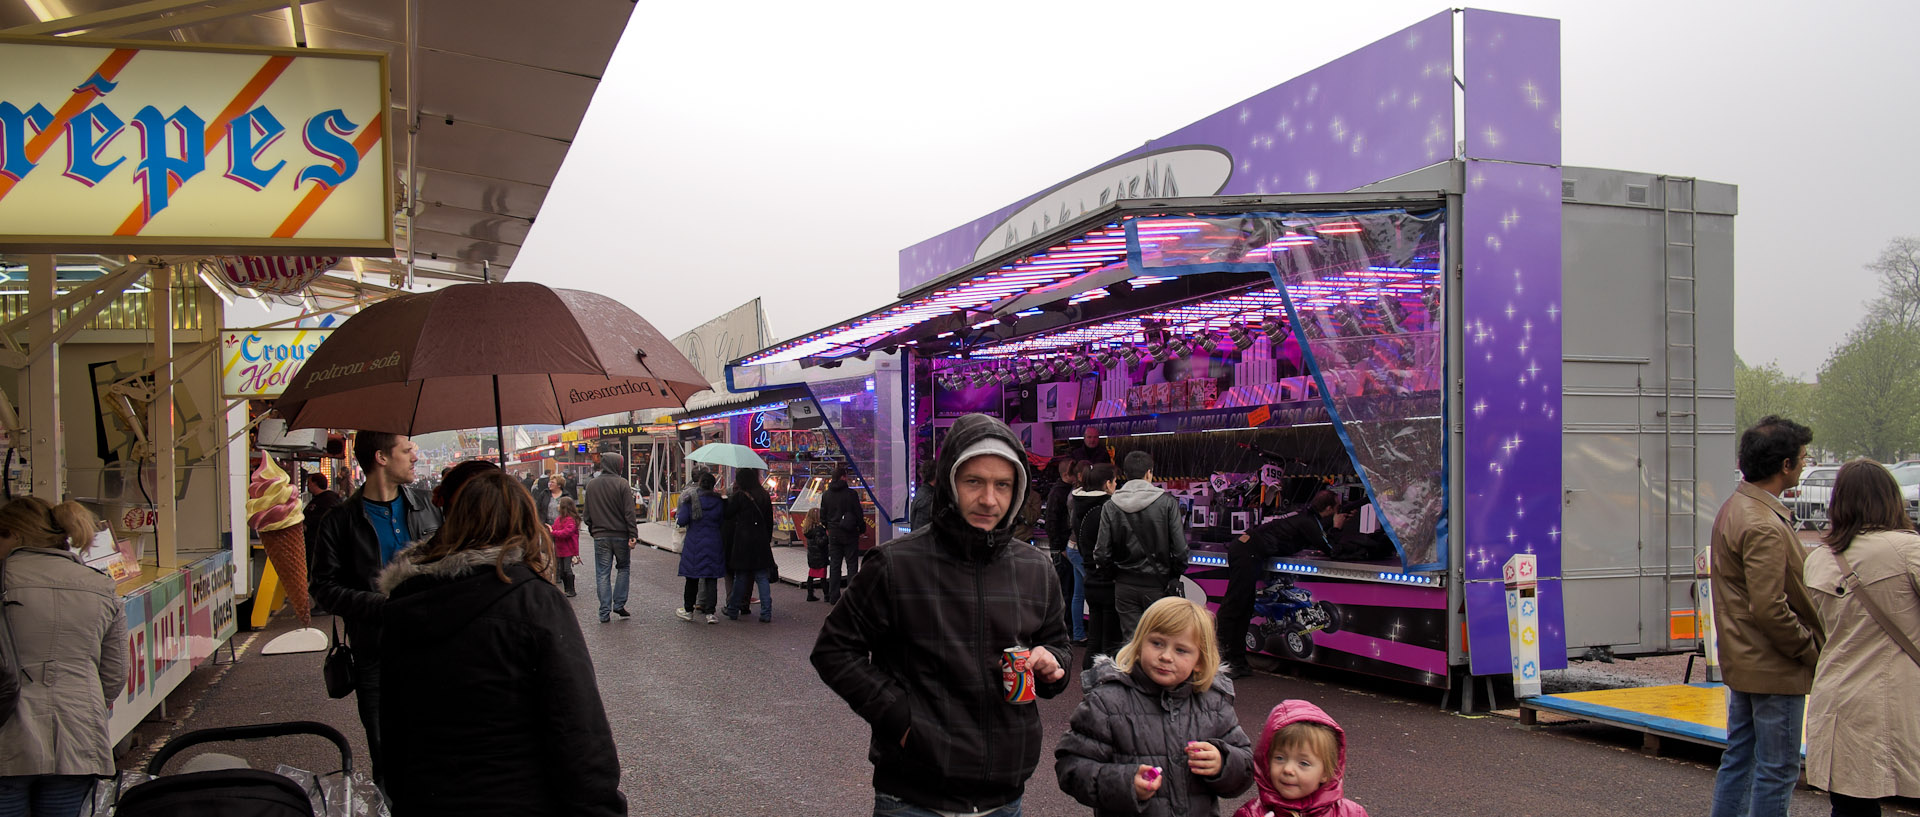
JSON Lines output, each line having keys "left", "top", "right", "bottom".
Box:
{"left": 311, "top": 431, "right": 442, "bottom": 784}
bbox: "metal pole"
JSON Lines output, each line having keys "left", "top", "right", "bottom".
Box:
{"left": 404, "top": 0, "right": 419, "bottom": 289}
{"left": 493, "top": 373, "right": 506, "bottom": 467}
{"left": 153, "top": 264, "right": 179, "bottom": 570}
{"left": 25, "top": 254, "right": 60, "bottom": 499}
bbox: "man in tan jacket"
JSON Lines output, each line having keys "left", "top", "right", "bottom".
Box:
{"left": 1709, "top": 415, "right": 1824, "bottom": 817}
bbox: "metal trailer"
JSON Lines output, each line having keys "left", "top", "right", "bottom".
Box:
{"left": 1364, "top": 160, "right": 1738, "bottom": 664}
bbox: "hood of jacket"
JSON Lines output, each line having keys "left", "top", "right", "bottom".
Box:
{"left": 1249, "top": 699, "right": 1351, "bottom": 815}
{"left": 1070, "top": 487, "right": 1108, "bottom": 499}
{"left": 376, "top": 543, "right": 536, "bottom": 640}
{"left": 1110, "top": 479, "right": 1167, "bottom": 513}
{"left": 598, "top": 452, "right": 625, "bottom": 474}
{"left": 930, "top": 413, "right": 1030, "bottom": 561}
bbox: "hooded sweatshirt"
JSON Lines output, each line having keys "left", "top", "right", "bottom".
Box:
{"left": 1233, "top": 700, "right": 1368, "bottom": 817}
{"left": 1094, "top": 479, "right": 1189, "bottom": 585}
{"left": 810, "top": 413, "right": 1068, "bottom": 813}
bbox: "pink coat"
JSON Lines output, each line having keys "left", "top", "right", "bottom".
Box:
{"left": 551, "top": 515, "right": 580, "bottom": 558}
{"left": 1232, "top": 700, "right": 1368, "bottom": 817}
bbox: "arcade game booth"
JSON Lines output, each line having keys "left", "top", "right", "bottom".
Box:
{"left": 728, "top": 9, "right": 1736, "bottom": 706}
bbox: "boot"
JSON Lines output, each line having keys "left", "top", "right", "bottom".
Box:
{"left": 805, "top": 578, "right": 819, "bottom": 602}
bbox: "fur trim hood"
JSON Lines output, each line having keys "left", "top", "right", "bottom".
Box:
{"left": 378, "top": 543, "right": 525, "bottom": 595}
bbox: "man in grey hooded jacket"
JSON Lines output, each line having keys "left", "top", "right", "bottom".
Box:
{"left": 584, "top": 452, "right": 638, "bottom": 623}
{"left": 1093, "top": 450, "right": 1189, "bottom": 641}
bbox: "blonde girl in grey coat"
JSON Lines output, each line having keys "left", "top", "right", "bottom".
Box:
{"left": 0, "top": 498, "right": 126, "bottom": 817}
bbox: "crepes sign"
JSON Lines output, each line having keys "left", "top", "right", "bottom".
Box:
{"left": 0, "top": 37, "right": 393, "bottom": 255}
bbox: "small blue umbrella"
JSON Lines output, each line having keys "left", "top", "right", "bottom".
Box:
{"left": 687, "top": 443, "right": 768, "bottom": 470}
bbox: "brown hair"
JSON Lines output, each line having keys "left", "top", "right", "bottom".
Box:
{"left": 556, "top": 496, "right": 579, "bottom": 524}
{"left": 1114, "top": 596, "right": 1220, "bottom": 692}
{"left": 0, "top": 496, "right": 98, "bottom": 552}
{"left": 803, "top": 507, "right": 823, "bottom": 529}
{"left": 1822, "top": 459, "right": 1915, "bottom": 553}
{"left": 1272, "top": 721, "right": 1340, "bottom": 771}
{"left": 412, "top": 469, "right": 554, "bottom": 584}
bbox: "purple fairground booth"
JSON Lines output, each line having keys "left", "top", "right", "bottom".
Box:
{"left": 729, "top": 9, "right": 1736, "bottom": 709}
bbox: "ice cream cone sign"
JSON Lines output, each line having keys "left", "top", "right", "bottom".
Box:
{"left": 248, "top": 455, "right": 310, "bottom": 627}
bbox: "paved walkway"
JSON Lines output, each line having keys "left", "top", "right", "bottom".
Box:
{"left": 118, "top": 544, "right": 1887, "bottom": 816}
{"left": 638, "top": 520, "right": 814, "bottom": 586}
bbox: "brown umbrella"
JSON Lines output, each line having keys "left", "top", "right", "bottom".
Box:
{"left": 274, "top": 282, "right": 707, "bottom": 455}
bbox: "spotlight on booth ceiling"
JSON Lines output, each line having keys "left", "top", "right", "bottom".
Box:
{"left": 1071, "top": 356, "right": 1095, "bottom": 376}
{"left": 1145, "top": 339, "right": 1169, "bottom": 362}
{"left": 1120, "top": 346, "right": 1143, "bottom": 368}
{"left": 1167, "top": 337, "right": 1191, "bottom": 359}
{"left": 1048, "top": 358, "right": 1073, "bottom": 379}
{"left": 969, "top": 368, "right": 993, "bottom": 388}
{"left": 1095, "top": 349, "right": 1119, "bottom": 369}
{"left": 1227, "top": 325, "right": 1255, "bottom": 350}
{"left": 1261, "top": 317, "right": 1288, "bottom": 339}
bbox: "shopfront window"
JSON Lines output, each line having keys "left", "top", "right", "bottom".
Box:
{"left": 807, "top": 373, "right": 905, "bottom": 522}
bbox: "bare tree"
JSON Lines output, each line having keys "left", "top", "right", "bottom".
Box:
{"left": 1865, "top": 236, "right": 1920, "bottom": 330}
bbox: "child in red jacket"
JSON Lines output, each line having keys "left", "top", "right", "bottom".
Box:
{"left": 550, "top": 496, "right": 581, "bottom": 597}
{"left": 1233, "top": 700, "right": 1368, "bottom": 817}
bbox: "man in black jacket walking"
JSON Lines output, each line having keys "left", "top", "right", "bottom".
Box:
{"left": 310, "top": 431, "right": 442, "bottom": 784}
{"left": 820, "top": 467, "right": 864, "bottom": 604}
{"left": 812, "top": 413, "right": 1071, "bottom": 817}
{"left": 1092, "top": 450, "right": 1189, "bottom": 641}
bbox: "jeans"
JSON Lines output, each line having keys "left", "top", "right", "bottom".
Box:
{"left": 1064, "top": 548, "right": 1087, "bottom": 640}
{"left": 874, "top": 792, "right": 1021, "bottom": 817}
{"left": 0, "top": 775, "right": 96, "bottom": 817}
{"left": 1710, "top": 690, "right": 1806, "bottom": 817}
{"left": 826, "top": 540, "right": 860, "bottom": 603}
{"left": 593, "top": 537, "right": 630, "bottom": 620}
{"left": 1114, "top": 579, "right": 1166, "bottom": 644}
{"left": 683, "top": 577, "right": 718, "bottom": 613}
{"left": 725, "top": 569, "right": 772, "bottom": 620}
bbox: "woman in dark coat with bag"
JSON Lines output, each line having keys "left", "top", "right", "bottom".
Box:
{"left": 675, "top": 471, "right": 726, "bottom": 623}
{"left": 721, "top": 468, "right": 778, "bottom": 622}
{"left": 376, "top": 469, "right": 625, "bottom": 817}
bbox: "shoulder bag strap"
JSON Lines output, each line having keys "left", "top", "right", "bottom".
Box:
{"left": 1832, "top": 546, "right": 1920, "bottom": 670}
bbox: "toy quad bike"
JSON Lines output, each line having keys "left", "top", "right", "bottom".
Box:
{"left": 1245, "top": 575, "right": 1342, "bottom": 662}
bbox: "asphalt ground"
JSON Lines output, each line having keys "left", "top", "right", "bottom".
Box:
{"left": 121, "top": 542, "right": 1914, "bottom": 816}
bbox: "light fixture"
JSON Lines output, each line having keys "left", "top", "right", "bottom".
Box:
{"left": 1071, "top": 356, "right": 1095, "bottom": 376}
{"left": 1227, "top": 325, "right": 1255, "bottom": 350}
{"left": 1121, "top": 347, "right": 1143, "bottom": 368}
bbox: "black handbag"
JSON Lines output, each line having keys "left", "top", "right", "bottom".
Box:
{"left": 322, "top": 617, "right": 355, "bottom": 699}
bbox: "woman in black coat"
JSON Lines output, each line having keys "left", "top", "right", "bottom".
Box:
{"left": 376, "top": 469, "right": 625, "bottom": 817}
{"left": 1074, "top": 462, "right": 1120, "bottom": 670}
{"left": 721, "top": 468, "right": 778, "bottom": 622}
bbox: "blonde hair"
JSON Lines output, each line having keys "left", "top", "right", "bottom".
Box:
{"left": 0, "top": 496, "right": 98, "bottom": 553}
{"left": 1114, "top": 596, "right": 1220, "bottom": 692}
{"left": 1272, "top": 721, "right": 1340, "bottom": 771}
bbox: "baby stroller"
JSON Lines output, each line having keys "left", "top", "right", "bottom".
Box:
{"left": 112, "top": 721, "right": 353, "bottom": 817}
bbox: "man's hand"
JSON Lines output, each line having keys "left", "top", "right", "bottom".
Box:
{"left": 627, "top": 538, "right": 638, "bottom": 549}
{"left": 1185, "top": 741, "right": 1222, "bottom": 777}
{"left": 1029, "top": 645, "right": 1066, "bottom": 683}
{"left": 1132, "top": 765, "right": 1163, "bottom": 800}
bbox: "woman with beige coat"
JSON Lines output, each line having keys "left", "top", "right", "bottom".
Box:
{"left": 1803, "top": 460, "right": 1920, "bottom": 817}
{"left": 0, "top": 497, "right": 127, "bottom": 817}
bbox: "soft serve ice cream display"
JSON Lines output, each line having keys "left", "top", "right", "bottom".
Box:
{"left": 248, "top": 455, "right": 311, "bottom": 626}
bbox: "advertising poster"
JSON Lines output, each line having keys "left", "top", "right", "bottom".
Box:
{"left": 1035, "top": 381, "right": 1080, "bottom": 423}
{"left": 109, "top": 582, "right": 153, "bottom": 742}
{"left": 934, "top": 380, "right": 1001, "bottom": 419}
{"left": 188, "top": 552, "right": 237, "bottom": 665}
{"left": 146, "top": 572, "right": 189, "bottom": 694}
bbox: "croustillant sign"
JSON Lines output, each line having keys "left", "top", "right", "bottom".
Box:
{"left": 222, "top": 327, "right": 334, "bottom": 398}
{"left": 0, "top": 37, "right": 393, "bottom": 255}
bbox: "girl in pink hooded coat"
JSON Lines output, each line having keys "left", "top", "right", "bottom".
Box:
{"left": 1233, "top": 700, "right": 1368, "bottom": 817}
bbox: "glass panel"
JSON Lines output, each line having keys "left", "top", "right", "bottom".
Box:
{"left": 1134, "top": 210, "right": 1447, "bottom": 567}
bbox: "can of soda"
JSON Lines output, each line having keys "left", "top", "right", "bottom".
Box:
{"left": 1001, "top": 646, "right": 1036, "bottom": 704}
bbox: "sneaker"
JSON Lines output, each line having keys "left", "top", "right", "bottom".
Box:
{"left": 759, "top": 614, "right": 772, "bottom": 623}
{"left": 723, "top": 610, "right": 739, "bottom": 621}
{"left": 599, "top": 615, "right": 610, "bottom": 623}
{"left": 613, "top": 608, "right": 631, "bottom": 618}
{"left": 674, "top": 608, "right": 693, "bottom": 621}
{"left": 706, "top": 614, "right": 718, "bottom": 624}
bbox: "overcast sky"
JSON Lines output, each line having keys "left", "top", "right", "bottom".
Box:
{"left": 509, "top": 0, "right": 1919, "bottom": 381}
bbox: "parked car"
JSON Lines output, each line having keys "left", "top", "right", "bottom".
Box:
{"left": 1786, "top": 466, "right": 1841, "bottom": 530}
{"left": 1892, "top": 462, "right": 1920, "bottom": 522}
